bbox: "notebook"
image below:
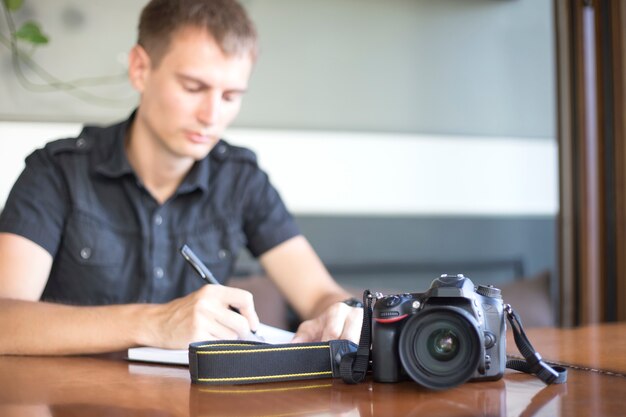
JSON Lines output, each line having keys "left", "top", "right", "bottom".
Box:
{"left": 127, "top": 323, "right": 295, "bottom": 365}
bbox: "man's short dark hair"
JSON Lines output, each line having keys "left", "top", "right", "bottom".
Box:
{"left": 138, "top": 0, "right": 258, "bottom": 66}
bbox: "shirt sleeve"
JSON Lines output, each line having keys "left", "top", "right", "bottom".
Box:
{"left": 0, "top": 148, "right": 69, "bottom": 256}
{"left": 241, "top": 166, "right": 300, "bottom": 257}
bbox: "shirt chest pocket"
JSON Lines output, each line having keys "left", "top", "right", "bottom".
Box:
{"left": 62, "top": 212, "right": 129, "bottom": 266}
{"left": 48, "top": 211, "right": 135, "bottom": 305}
{"left": 183, "top": 221, "right": 246, "bottom": 284}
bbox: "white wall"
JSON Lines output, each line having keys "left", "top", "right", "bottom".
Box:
{"left": 0, "top": 122, "right": 557, "bottom": 216}
{"left": 1, "top": 0, "right": 555, "bottom": 140}
{"left": 1, "top": 0, "right": 557, "bottom": 216}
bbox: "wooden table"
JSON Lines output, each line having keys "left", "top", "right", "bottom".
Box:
{"left": 508, "top": 322, "right": 626, "bottom": 375}
{"left": 1, "top": 323, "right": 625, "bottom": 417}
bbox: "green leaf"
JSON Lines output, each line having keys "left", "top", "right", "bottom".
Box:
{"left": 15, "top": 21, "right": 49, "bottom": 45}
{"left": 4, "top": 0, "right": 24, "bottom": 12}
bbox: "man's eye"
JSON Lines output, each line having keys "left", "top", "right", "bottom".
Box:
{"left": 183, "top": 84, "right": 203, "bottom": 93}
{"left": 223, "top": 93, "right": 240, "bottom": 102}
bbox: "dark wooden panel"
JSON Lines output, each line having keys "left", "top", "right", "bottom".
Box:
{"left": 555, "top": 0, "right": 626, "bottom": 325}
{"left": 612, "top": 0, "right": 626, "bottom": 321}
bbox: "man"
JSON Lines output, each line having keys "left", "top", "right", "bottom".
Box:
{"left": 0, "top": 0, "right": 362, "bottom": 355}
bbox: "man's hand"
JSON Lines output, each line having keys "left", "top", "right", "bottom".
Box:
{"left": 291, "top": 302, "right": 363, "bottom": 344}
{"left": 142, "top": 285, "right": 260, "bottom": 349}
{"left": 258, "top": 237, "right": 364, "bottom": 344}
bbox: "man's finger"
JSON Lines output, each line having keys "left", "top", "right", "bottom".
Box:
{"left": 320, "top": 303, "right": 350, "bottom": 341}
{"left": 339, "top": 308, "right": 363, "bottom": 344}
{"left": 216, "top": 309, "right": 256, "bottom": 339}
{"left": 218, "top": 287, "right": 261, "bottom": 333}
{"left": 291, "top": 321, "right": 317, "bottom": 343}
{"left": 191, "top": 319, "right": 239, "bottom": 343}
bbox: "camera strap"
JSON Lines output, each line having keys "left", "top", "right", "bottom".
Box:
{"left": 504, "top": 304, "right": 568, "bottom": 384}
{"left": 340, "top": 290, "right": 374, "bottom": 384}
{"left": 339, "top": 291, "right": 568, "bottom": 385}
{"left": 188, "top": 339, "right": 358, "bottom": 385}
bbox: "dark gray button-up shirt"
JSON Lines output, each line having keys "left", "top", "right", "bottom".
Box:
{"left": 0, "top": 114, "right": 300, "bottom": 305}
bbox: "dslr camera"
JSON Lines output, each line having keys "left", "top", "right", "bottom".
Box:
{"left": 372, "top": 274, "right": 506, "bottom": 390}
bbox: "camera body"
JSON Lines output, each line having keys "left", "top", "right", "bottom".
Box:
{"left": 372, "top": 274, "right": 506, "bottom": 390}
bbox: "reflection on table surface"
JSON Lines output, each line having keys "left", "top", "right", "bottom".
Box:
{"left": 506, "top": 323, "right": 626, "bottom": 375}
{"left": 0, "top": 350, "right": 624, "bottom": 417}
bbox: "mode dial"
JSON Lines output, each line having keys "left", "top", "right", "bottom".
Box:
{"left": 476, "top": 284, "right": 502, "bottom": 298}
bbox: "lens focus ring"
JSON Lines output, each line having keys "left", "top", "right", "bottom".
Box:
{"left": 397, "top": 306, "right": 483, "bottom": 390}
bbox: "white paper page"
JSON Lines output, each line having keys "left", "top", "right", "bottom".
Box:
{"left": 127, "top": 346, "right": 189, "bottom": 365}
{"left": 255, "top": 322, "right": 295, "bottom": 344}
{"left": 127, "top": 323, "right": 294, "bottom": 366}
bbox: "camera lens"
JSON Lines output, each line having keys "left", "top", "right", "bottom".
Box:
{"left": 427, "top": 328, "right": 459, "bottom": 361}
{"left": 398, "top": 307, "right": 482, "bottom": 390}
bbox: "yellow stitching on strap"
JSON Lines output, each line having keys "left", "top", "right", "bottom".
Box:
{"left": 198, "top": 383, "right": 332, "bottom": 394}
{"left": 196, "top": 345, "right": 329, "bottom": 355}
{"left": 196, "top": 343, "right": 257, "bottom": 348}
{"left": 197, "top": 371, "right": 333, "bottom": 382}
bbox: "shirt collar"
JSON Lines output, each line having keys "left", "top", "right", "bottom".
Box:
{"left": 91, "top": 112, "right": 135, "bottom": 179}
{"left": 176, "top": 156, "right": 210, "bottom": 194}
{"left": 91, "top": 110, "right": 210, "bottom": 194}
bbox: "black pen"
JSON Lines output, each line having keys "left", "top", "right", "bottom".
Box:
{"left": 179, "top": 244, "right": 261, "bottom": 338}
{"left": 180, "top": 244, "right": 221, "bottom": 285}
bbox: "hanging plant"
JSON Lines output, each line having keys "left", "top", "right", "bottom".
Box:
{"left": 1, "top": 0, "right": 132, "bottom": 107}
{"left": 4, "top": 0, "right": 49, "bottom": 47}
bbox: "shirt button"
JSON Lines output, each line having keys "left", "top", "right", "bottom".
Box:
{"left": 217, "top": 249, "right": 229, "bottom": 259}
{"left": 80, "top": 247, "right": 92, "bottom": 260}
{"left": 216, "top": 144, "right": 227, "bottom": 154}
{"left": 154, "top": 267, "right": 164, "bottom": 279}
{"left": 154, "top": 214, "right": 163, "bottom": 226}
{"left": 76, "top": 137, "right": 87, "bottom": 148}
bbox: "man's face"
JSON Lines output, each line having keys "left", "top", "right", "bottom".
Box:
{"left": 131, "top": 26, "right": 253, "bottom": 161}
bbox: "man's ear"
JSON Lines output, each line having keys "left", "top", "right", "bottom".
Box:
{"left": 128, "top": 44, "right": 152, "bottom": 92}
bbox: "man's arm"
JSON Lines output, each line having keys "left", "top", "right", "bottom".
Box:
{"left": 0, "top": 232, "right": 143, "bottom": 355}
{"left": 0, "top": 233, "right": 259, "bottom": 355}
{"left": 259, "top": 235, "right": 363, "bottom": 343}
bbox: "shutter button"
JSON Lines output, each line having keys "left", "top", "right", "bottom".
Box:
{"left": 80, "top": 247, "right": 92, "bottom": 260}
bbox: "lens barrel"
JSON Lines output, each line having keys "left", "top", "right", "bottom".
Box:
{"left": 398, "top": 306, "right": 483, "bottom": 390}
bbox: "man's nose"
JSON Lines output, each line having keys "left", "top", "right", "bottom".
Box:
{"left": 197, "top": 93, "right": 221, "bottom": 126}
